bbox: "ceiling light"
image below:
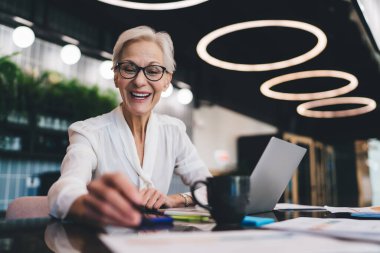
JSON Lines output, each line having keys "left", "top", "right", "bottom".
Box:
{"left": 12, "top": 26, "right": 35, "bottom": 48}
{"left": 161, "top": 83, "right": 174, "bottom": 98}
{"left": 196, "top": 20, "right": 327, "bottom": 71}
{"left": 12, "top": 16, "right": 33, "bottom": 27}
{"left": 61, "top": 35, "right": 79, "bottom": 45}
{"left": 260, "top": 70, "right": 358, "bottom": 101}
{"left": 177, "top": 88, "right": 193, "bottom": 105}
{"left": 60, "top": 44, "right": 81, "bottom": 65}
{"left": 356, "top": 0, "right": 380, "bottom": 52}
{"left": 176, "top": 81, "right": 192, "bottom": 89}
{"left": 100, "top": 51, "right": 113, "bottom": 60}
{"left": 297, "top": 97, "right": 377, "bottom": 118}
{"left": 97, "top": 0, "right": 208, "bottom": 10}
{"left": 99, "top": 60, "right": 114, "bottom": 79}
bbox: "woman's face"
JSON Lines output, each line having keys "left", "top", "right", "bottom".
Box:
{"left": 114, "top": 40, "right": 172, "bottom": 118}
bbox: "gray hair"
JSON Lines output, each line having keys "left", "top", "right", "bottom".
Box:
{"left": 112, "top": 26, "right": 176, "bottom": 73}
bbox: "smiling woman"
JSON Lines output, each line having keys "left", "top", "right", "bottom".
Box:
{"left": 48, "top": 26, "right": 211, "bottom": 227}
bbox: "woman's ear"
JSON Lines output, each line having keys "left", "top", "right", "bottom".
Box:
{"left": 165, "top": 72, "right": 173, "bottom": 87}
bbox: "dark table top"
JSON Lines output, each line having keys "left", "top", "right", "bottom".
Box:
{"left": 0, "top": 210, "right": 333, "bottom": 253}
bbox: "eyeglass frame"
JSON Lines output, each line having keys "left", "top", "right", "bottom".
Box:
{"left": 114, "top": 61, "right": 168, "bottom": 81}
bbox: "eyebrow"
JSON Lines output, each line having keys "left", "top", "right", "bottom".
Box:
{"left": 119, "top": 60, "right": 163, "bottom": 66}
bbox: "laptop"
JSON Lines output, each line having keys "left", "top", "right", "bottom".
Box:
{"left": 246, "top": 137, "right": 307, "bottom": 214}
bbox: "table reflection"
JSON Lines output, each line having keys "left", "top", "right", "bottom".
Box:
{"left": 0, "top": 210, "right": 332, "bottom": 253}
{"left": 43, "top": 219, "right": 216, "bottom": 252}
{"left": 44, "top": 222, "right": 111, "bottom": 253}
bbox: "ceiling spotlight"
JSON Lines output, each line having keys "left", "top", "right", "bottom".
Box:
{"left": 12, "top": 26, "right": 35, "bottom": 48}
{"left": 260, "top": 70, "right": 358, "bottom": 101}
{"left": 196, "top": 20, "right": 327, "bottom": 71}
{"left": 97, "top": 0, "right": 208, "bottom": 10}
{"left": 177, "top": 88, "right": 193, "bottom": 105}
{"left": 12, "top": 16, "right": 33, "bottom": 27}
{"left": 99, "top": 60, "right": 114, "bottom": 79}
{"left": 61, "top": 35, "right": 79, "bottom": 45}
{"left": 60, "top": 44, "right": 81, "bottom": 65}
{"left": 100, "top": 51, "right": 113, "bottom": 60}
{"left": 176, "top": 81, "right": 191, "bottom": 89}
{"left": 297, "top": 97, "right": 377, "bottom": 118}
{"left": 161, "top": 83, "right": 174, "bottom": 98}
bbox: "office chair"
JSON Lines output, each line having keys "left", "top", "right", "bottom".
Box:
{"left": 5, "top": 196, "right": 49, "bottom": 219}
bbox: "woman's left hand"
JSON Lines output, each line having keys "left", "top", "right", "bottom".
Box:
{"left": 140, "top": 188, "right": 175, "bottom": 209}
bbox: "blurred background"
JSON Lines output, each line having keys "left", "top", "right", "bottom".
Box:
{"left": 1, "top": 0, "right": 380, "bottom": 216}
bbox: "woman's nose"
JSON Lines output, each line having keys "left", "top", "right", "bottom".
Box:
{"left": 134, "top": 70, "right": 148, "bottom": 87}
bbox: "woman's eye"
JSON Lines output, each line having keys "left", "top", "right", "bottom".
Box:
{"left": 146, "top": 67, "right": 161, "bottom": 75}
{"left": 122, "top": 65, "right": 136, "bottom": 72}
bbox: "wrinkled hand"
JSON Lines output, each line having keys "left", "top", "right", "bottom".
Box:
{"left": 68, "top": 173, "right": 143, "bottom": 227}
{"left": 140, "top": 188, "right": 176, "bottom": 209}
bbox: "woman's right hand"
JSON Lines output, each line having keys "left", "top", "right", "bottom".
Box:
{"left": 68, "top": 173, "right": 143, "bottom": 227}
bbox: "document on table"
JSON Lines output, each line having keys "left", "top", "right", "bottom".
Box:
{"left": 266, "top": 217, "right": 380, "bottom": 243}
{"left": 99, "top": 229, "right": 380, "bottom": 253}
{"left": 161, "top": 207, "right": 210, "bottom": 217}
{"left": 275, "top": 203, "right": 325, "bottom": 210}
{"left": 324, "top": 205, "right": 380, "bottom": 213}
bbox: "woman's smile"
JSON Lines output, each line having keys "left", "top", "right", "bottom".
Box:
{"left": 129, "top": 91, "right": 152, "bottom": 102}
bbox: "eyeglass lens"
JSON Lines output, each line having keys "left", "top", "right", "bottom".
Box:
{"left": 118, "top": 62, "right": 165, "bottom": 81}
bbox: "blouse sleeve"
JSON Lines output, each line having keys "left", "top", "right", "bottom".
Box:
{"left": 47, "top": 123, "right": 98, "bottom": 219}
{"left": 173, "top": 121, "right": 212, "bottom": 186}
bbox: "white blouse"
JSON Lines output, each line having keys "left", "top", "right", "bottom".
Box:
{"left": 48, "top": 106, "right": 211, "bottom": 218}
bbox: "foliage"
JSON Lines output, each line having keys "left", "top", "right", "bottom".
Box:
{"left": 0, "top": 55, "right": 118, "bottom": 123}
{"left": 0, "top": 53, "right": 23, "bottom": 120}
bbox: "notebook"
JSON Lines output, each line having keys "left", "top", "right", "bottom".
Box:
{"left": 246, "top": 137, "right": 307, "bottom": 214}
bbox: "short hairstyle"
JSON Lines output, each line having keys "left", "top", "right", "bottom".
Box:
{"left": 112, "top": 26, "right": 176, "bottom": 73}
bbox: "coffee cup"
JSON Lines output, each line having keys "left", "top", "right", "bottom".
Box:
{"left": 190, "top": 176, "right": 250, "bottom": 225}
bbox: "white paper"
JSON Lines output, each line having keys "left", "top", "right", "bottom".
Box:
{"left": 99, "top": 229, "right": 380, "bottom": 253}
{"left": 324, "top": 205, "right": 380, "bottom": 213}
{"left": 162, "top": 207, "right": 210, "bottom": 217}
{"left": 173, "top": 221, "right": 216, "bottom": 231}
{"left": 266, "top": 217, "right": 380, "bottom": 243}
{"left": 275, "top": 203, "right": 325, "bottom": 210}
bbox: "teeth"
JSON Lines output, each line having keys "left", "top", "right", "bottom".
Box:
{"left": 131, "top": 92, "right": 150, "bottom": 98}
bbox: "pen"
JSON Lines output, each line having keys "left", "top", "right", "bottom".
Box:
{"left": 133, "top": 204, "right": 164, "bottom": 215}
{"left": 170, "top": 215, "right": 209, "bottom": 222}
{"left": 132, "top": 205, "right": 174, "bottom": 228}
{"left": 139, "top": 216, "right": 174, "bottom": 228}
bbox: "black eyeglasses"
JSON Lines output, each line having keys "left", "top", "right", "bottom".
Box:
{"left": 115, "top": 61, "right": 167, "bottom": 81}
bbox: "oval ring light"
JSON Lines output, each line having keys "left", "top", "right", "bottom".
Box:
{"left": 97, "top": 0, "right": 208, "bottom": 10}
{"left": 297, "top": 97, "right": 377, "bottom": 118}
{"left": 260, "top": 70, "right": 358, "bottom": 101}
{"left": 196, "top": 20, "right": 327, "bottom": 71}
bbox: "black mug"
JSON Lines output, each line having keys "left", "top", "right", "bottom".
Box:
{"left": 190, "top": 176, "right": 250, "bottom": 225}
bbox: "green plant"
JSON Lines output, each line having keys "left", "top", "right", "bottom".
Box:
{"left": 0, "top": 53, "right": 23, "bottom": 120}
{"left": 36, "top": 72, "right": 118, "bottom": 121}
{"left": 0, "top": 54, "right": 118, "bottom": 123}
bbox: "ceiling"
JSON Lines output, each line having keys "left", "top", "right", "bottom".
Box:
{"left": 39, "top": 0, "right": 380, "bottom": 141}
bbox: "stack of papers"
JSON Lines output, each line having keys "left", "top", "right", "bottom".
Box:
{"left": 99, "top": 228, "right": 380, "bottom": 253}
{"left": 161, "top": 207, "right": 211, "bottom": 223}
{"left": 275, "top": 203, "right": 325, "bottom": 210}
{"left": 324, "top": 205, "right": 380, "bottom": 214}
{"left": 266, "top": 217, "right": 380, "bottom": 243}
{"left": 324, "top": 206, "right": 380, "bottom": 218}
{"left": 161, "top": 207, "right": 210, "bottom": 217}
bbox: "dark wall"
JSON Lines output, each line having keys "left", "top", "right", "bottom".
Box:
{"left": 237, "top": 135, "right": 278, "bottom": 176}
{"left": 334, "top": 142, "right": 359, "bottom": 206}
